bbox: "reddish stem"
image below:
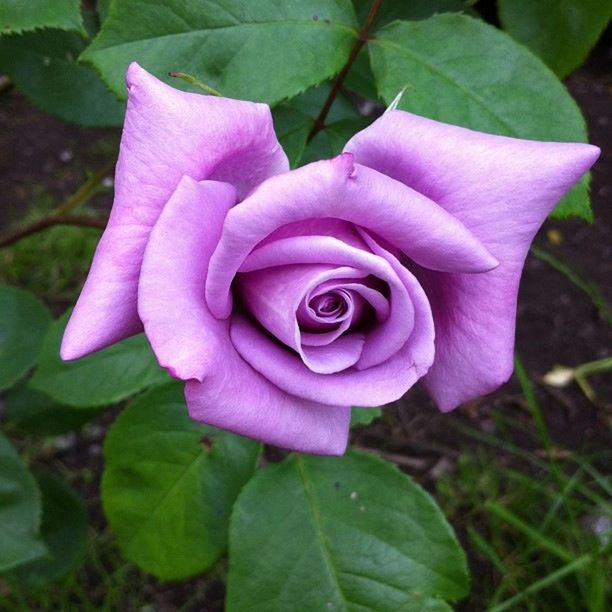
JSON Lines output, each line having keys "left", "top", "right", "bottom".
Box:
{"left": 0, "top": 215, "right": 106, "bottom": 249}
{"left": 307, "top": 0, "right": 382, "bottom": 143}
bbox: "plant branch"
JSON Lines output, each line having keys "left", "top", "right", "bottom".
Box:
{"left": 52, "top": 158, "right": 115, "bottom": 216}
{"left": 0, "top": 215, "right": 106, "bottom": 249}
{"left": 307, "top": 0, "right": 382, "bottom": 143}
{"left": 1, "top": 159, "right": 115, "bottom": 248}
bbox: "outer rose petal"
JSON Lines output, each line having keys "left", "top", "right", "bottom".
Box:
{"left": 345, "top": 110, "right": 600, "bottom": 409}
{"left": 206, "top": 156, "right": 498, "bottom": 319}
{"left": 139, "top": 175, "right": 349, "bottom": 455}
{"left": 61, "top": 63, "right": 288, "bottom": 361}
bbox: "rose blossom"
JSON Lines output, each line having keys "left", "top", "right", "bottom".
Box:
{"left": 61, "top": 63, "right": 599, "bottom": 455}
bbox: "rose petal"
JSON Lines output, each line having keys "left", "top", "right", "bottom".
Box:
{"left": 138, "top": 177, "right": 237, "bottom": 381}
{"left": 186, "top": 381, "right": 350, "bottom": 456}
{"left": 206, "top": 156, "right": 498, "bottom": 320}
{"left": 137, "top": 174, "right": 349, "bottom": 455}
{"left": 345, "top": 110, "right": 600, "bottom": 409}
{"left": 238, "top": 264, "right": 367, "bottom": 374}
{"left": 240, "top": 235, "right": 414, "bottom": 370}
{"left": 61, "top": 63, "right": 288, "bottom": 360}
{"left": 230, "top": 242, "right": 435, "bottom": 406}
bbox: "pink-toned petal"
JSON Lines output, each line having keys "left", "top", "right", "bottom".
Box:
{"left": 138, "top": 177, "right": 237, "bottom": 381}
{"left": 186, "top": 380, "right": 350, "bottom": 456}
{"left": 61, "top": 63, "right": 288, "bottom": 360}
{"left": 300, "top": 334, "right": 365, "bottom": 375}
{"left": 135, "top": 175, "right": 349, "bottom": 455}
{"left": 206, "top": 156, "right": 497, "bottom": 320}
{"left": 230, "top": 305, "right": 431, "bottom": 408}
{"left": 238, "top": 264, "right": 367, "bottom": 373}
{"left": 239, "top": 235, "right": 414, "bottom": 370}
{"left": 346, "top": 110, "right": 600, "bottom": 409}
{"left": 229, "top": 242, "right": 435, "bottom": 406}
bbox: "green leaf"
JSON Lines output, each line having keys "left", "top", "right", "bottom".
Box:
{"left": 273, "top": 85, "right": 367, "bottom": 167}
{"left": 81, "top": 0, "right": 358, "bottom": 105}
{"left": 30, "top": 311, "right": 170, "bottom": 408}
{"left": 350, "top": 406, "right": 382, "bottom": 427}
{"left": 0, "top": 0, "right": 82, "bottom": 34}
{"left": 102, "top": 383, "right": 260, "bottom": 580}
{"left": 346, "top": 0, "right": 478, "bottom": 100}
{"left": 4, "top": 384, "right": 98, "bottom": 436}
{"left": 368, "top": 14, "right": 592, "bottom": 220}
{"left": 498, "top": 0, "right": 612, "bottom": 78}
{"left": 0, "top": 432, "right": 47, "bottom": 571}
{"left": 228, "top": 451, "right": 469, "bottom": 611}
{"left": 0, "top": 29, "right": 125, "bottom": 126}
{"left": 97, "top": 0, "right": 110, "bottom": 23}
{"left": 7, "top": 472, "right": 87, "bottom": 588}
{"left": 0, "top": 284, "right": 52, "bottom": 392}
{"left": 353, "top": 0, "right": 475, "bottom": 27}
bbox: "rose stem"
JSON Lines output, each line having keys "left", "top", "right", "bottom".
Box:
{"left": 307, "top": 0, "right": 383, "bottom": 144}
{"left": 1, "top": 159, "right": 115, "bottom": 248}
{"left": 0, "top": 215, "right": 106, "bottom": 249}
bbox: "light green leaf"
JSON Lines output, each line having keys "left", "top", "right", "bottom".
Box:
{"left": 228, "top": 451, "right": 468, "bottom": 611}
{"left": 0, "top": 284, "right": 52, "bottom": 392}
{"left": 499, "top": 0, "right": 612, "bottom": 78}
{"left": 4, "top": 384, "right": 98, "bottom": 436}
{"left": 0, "top": 0, "right": 82, "bottom": 34}
{"left": 102, "top": 383, "right": 260, "bottom": 580}
{"left": 350, "top": 406, "right": 382, "bottom": 427}
{"left": 0, "top": 432, "right": 47, "bottom": 571}
{"left": 30, "top": 311, "right": 170, "bottom": 408}
{"left": 7, "top": 472, "right": 87, "bottom": 588}
{"left": 0, "top": 30, "right": 125, "bottom": 126}
{"left": 368, "top": 14, "right": 592, "bottom": 220}
{"left": 81, "top": 0, "right": 358, "bottom": 105}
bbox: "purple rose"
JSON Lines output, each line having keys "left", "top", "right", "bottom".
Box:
{"left": 61, "top": 63, "right": 598, "bottom": 455}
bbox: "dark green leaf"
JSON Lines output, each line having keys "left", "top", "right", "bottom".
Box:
{"left": 499, "top": 0, "right": 612, "bottom": 78}
{"left": 0, "top": 29, "right": 125, "bottom": 126}
{"left": 97, "top": 0, "right": 110, "bottom": 23}
{"left": 7, "top": 472, "right": 87, "bottom": 588}
{"left": 353, "top": 0, "right": 475, "bottom": 27}
{"left": 30, "top": 311, "right": 170, "bottom": 408}
{"left": 102, "top": 383, "right": 260, "bottom": 580}
{"left": 0, "top": 284, "right": 52, "bottom": 392}
{"left": 0, "top": 0, "right": 82, "bottom": 34}
{"left": 228, "top": 451, "right": 469, "bottom": 611}
{"left": 301, "top": 116, "right": 370, "bottom": 166}
{"left": 350, "top": 406, "right": 382, "bottom": 427}
{"left": 348, "top": 0, "right": 480, "bottom": 101}
{"left": 368, "top": 14, "right": 592, "bottom": 219}
{"left": 4, "top": 384, "right": 98, "bottom": 436}
{"left": 0, "top": 432, "right": 47, "bottom": 571}
{"left": 273, "top": 85, "right": 367, "bottom": 167}
{"left": 81, "top": 0, "right": 358, "bottom": 105}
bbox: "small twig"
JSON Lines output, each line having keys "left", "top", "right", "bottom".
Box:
{"left": 52, "top": 158, "right": 115, "bottom": 216}
{"left": 0, "top": 215, "right": 106, "bottom": 248}
{"left": 168, "top": 71, "right": 222, "bottom": 96}
{"left": 307, "top": 0, "right": 382, "bottom": 143}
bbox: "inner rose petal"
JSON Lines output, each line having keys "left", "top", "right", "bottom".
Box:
{"left": 238, "top": 235, "right": 414, "bottom": 370}
{"left": 237, "top": 264, "right": 376, "bottom": 374}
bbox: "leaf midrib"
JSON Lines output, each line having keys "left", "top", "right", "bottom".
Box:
{"left": 87, "top": 19, "right": 358, "bottom": 54}
{"left": 296, "top": 455, "right": 348, "bottom": 612}
{"left": 121, "top": 448, "right": 205, "bottom": 549}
